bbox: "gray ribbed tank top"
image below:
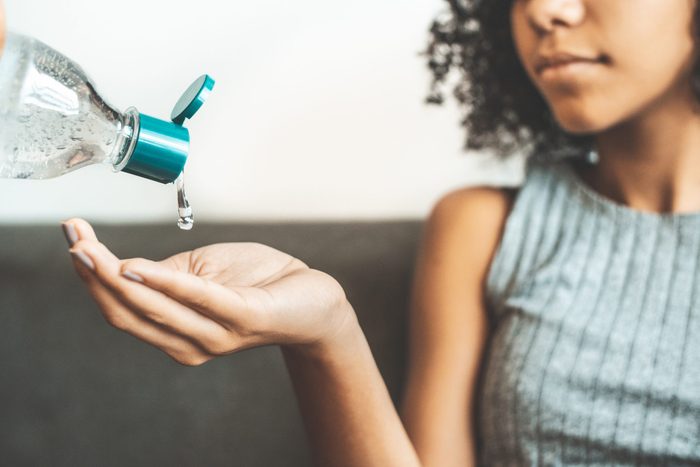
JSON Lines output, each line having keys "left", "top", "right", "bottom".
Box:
{"left": 477, "top": 157, "right": 700, "bottom": 466}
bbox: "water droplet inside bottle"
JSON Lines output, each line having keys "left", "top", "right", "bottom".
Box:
{"left": 175, "top": 171, "right": 194, "bottom": 231}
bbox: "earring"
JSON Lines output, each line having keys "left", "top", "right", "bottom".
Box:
{"left": 585, "top": 149, "right": 599, "bottom": 164}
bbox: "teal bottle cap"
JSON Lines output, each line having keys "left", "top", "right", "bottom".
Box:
{"left": 121, "top": 113, "right": 190, "bottom": 183}
{"left": 123, "top": 74, "right": 215, "bottom": 184}
{"left": 171, "top": 75, "right": 216, "bottom": 125}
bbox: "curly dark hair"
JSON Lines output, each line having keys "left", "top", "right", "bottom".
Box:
{"left": 423, "top": 0, "right": 700, "bottom": 161}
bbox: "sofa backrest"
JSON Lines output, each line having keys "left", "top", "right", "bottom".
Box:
{"left": 0, "top": 221, "right": 423, "bottom": 467}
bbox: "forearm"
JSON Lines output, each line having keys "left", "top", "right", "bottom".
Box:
{"left": 281, "top": 303, "right": 421, "bottom": 467}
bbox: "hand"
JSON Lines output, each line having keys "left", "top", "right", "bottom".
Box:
{"left": 62, "top": 218, "right": 356, "bottom": 366}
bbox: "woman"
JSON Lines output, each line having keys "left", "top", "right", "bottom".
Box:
{"left": 57, "top": 0, "right": 700, "bottom": 465}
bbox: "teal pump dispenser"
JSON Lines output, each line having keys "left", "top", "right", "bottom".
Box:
{"left": 122, "top": 75, "right": 216, "bottom": 184}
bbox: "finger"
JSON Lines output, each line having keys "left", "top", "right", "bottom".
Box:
{"left": 62, "top": 218, "right": 98, "bottom": 245}
{"left": 86, "top": 276, "right": 212, "bottom": 366}
{"left": 67, "top": 244, "right": 212, "bottom": 366}
{"left": 120, "top": 258, "right": 265, "bottom": 330}
{"left": 71, "top": 240, "right": 240, "bottom": 355}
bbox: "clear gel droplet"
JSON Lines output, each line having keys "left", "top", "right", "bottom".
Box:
{"left": 176, "top": 171, "right": 193, "bottom": 231}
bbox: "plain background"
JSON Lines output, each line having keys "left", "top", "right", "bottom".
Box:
{"left": 3, "top": 0, "right": 523, "bottom": 224}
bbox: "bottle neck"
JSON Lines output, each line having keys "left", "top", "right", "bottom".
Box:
{"left": 108, "top": 107, "right": 140, "bottom": 171}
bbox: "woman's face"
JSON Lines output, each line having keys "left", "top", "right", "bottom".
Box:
{"left": 511, "top": 0, "right": 698, "bottom": 134}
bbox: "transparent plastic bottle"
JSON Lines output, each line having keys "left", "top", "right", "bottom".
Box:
{"left": 0, "top": 32, "right": 215, "bottom": 229}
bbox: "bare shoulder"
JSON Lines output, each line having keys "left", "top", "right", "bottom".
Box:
{"left": 423, "top": 185, "right": 517, "bottom": 280}
{"left": 429, "top": 185, "right": 516, "bottom": 224}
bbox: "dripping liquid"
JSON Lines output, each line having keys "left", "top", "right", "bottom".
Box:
{"left": 176, "top": 171, "right": 194, "bottom": 230}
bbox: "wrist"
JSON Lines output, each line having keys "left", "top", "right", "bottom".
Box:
{"left": 281, "top": 300, "right": 365, "bottom": 363}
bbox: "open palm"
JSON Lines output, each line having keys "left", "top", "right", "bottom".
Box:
{"left": 64, "top": 218, "right": 354, "bottom": 366}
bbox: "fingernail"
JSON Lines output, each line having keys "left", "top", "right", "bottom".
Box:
{"left": 71, "top": 250, "right": 95, "bottom": 271}
{"left": 62, "top": 223, "right": 79, "bottom": 247}
{"left": 122, "top": 270, "right": 144, "bottom": 283}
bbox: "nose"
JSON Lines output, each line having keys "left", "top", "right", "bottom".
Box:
{"left": 524, "top": 0, "right": 586, "bottom": 34}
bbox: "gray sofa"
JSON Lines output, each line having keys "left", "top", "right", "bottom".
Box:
{"left": 0, "top": 221, "right": 424, "bottom": 467}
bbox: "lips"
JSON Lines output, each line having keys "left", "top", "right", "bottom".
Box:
{"left": 534, "top": 52, "right": 607, "bottom": 75}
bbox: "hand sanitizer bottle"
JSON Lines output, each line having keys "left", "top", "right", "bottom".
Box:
{"left": 0, "top": 32, "right": 215, "bottom": 229}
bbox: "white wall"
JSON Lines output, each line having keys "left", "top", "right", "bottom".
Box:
{"left": 2, "top": 0, "right": 523, "bottom": 224}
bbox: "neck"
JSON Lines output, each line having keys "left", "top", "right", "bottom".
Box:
{"left": 588, "top": 84, "right": 700, "bottom": 214}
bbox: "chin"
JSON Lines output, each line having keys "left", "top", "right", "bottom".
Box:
{"left": 549, "top": 103, "right": 613, "bottom": 135}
